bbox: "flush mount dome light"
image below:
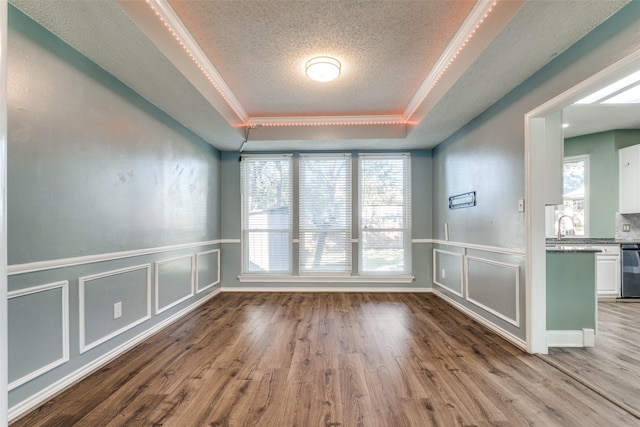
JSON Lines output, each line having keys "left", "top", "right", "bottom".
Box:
{"left": 305, "top": 56, "right": 341, "bottom": 82}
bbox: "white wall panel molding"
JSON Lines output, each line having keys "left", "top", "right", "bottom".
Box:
{"left": 79, "top": 265, "right": 152, "bottom": 354}
{"left": 433, "top": 289, "right": 526, "bottom": 351}
{"left": 8, "top": 288, "right": 221, "bottom": 423}
{"left": 224, "top": 286, "right": 431, "bottom": 293}
{"left": 431, "top": 239, "right": 525, "bottom": 256}
{"left": 432, "top": 249, "right": 464, "bottom": 298}
{"left": 7, "top": 281, "right": 69, "bottom": 391}
{"left": 464, "top": 256, "right": 520, "bottom": 327}
{"left": 196, "top": 249, "right": 220, "bottom": 293}
{"left": 8, "top": 239, "right": 222, "bottom": 276}
{"left": 155, "top": 255, "right": 195, "bottom": 315}
{"left": 1, "top": 1, "right": 8, "bottom": 421}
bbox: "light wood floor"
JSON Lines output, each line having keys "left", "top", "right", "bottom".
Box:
{"left": 11, "top": 293, "right": 640, "bottom": 426}
{"left": 542, "top": 301, "right": 640, "bottom": 418}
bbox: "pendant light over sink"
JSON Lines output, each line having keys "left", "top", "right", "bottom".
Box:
{"left": 305, "top": 56, "right": 341, "bottom": 82}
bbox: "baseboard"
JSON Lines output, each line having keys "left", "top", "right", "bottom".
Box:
{"left": 432, "top": 289, "right": 527, "bottom": 351}
{"left": 546, "top": 329, "right": 595, "bottom": 348}
{"left": 221, "top": 286, "right": 433, "bottom": 293}
{"left": 8, "top": 288, "right": 221, "bottom": 423}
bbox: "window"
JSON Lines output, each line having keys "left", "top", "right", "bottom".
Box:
{"left": 555, "top": 155, "right": 589, "bottom": 237}
{"left": 299, "top": 154, "right": 351, "bottom": 274}
{"left": 359, "top": 154, "right": 411, "bottom": 274}
{"left": 241, "top": 155, "right": 292, "bottom": 274}
{"left": 240, "top": 153, "right": 413, "bottom": 278}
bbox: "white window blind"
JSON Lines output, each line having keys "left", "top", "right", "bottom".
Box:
{"left": 299, "top": 154, "right": 352, "bottom": 274}
{"left": 359, "top": 153, "right": 411, "bottom": 274}
{"left": 241, "top": 155, "right": 292, "bottom": 274}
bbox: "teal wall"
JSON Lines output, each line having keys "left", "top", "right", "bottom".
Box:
{"left": 8, "top": 6, "right": 221, "bottom": 265}
{"left": 220, "top": 151, "right": 433, "bottom": 288}
{"left": 431, "top": 1, "right": 640, "bottom": 341}
{"left": 564, "top": 130, "right": 640, "bottom": 237}
{"left": 564, "top": 131, "right": 616, "bottom": 237}
{"left": 615, "top": 130, "right": 640, "bottom": 150}
{"left": 546, "top": 252, "right": 596, "bottom": 330}
{"left": 7, "top": 6, "right": 221, "bottom": 411}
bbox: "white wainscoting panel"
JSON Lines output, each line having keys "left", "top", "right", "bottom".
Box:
{"left": 8, "top": 240, "right": 221, "bottom": 275}
{"left": 433, "top": 289, "right": 526, "bottom": 350}
{"left": 155, "top": 255, "right": 195, "bottom": 314}
{"left": 79, "top": 264, "right": 152, "bottom": 353}
{"left": 432, "top": 249, "right": 464, "bottom": 297}
{"left": 7, "top": 281, "right": 69, "bottom": 390}
{"left": 465, "top": 256, "right": 520, "bottom": 327}
{"left": 8, "top": 288, "right": 221, "bottom": 423}
{"left": 196, "top": 249, "right": 220, "bottom": 293}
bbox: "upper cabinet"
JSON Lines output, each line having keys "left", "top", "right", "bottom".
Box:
{"left": 619, "top": 144, "right": 640, "bottom": 213}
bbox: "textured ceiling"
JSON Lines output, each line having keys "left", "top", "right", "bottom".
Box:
{"left": 9, "top": 0, "right": 632, "bottom": 152}
{"left": 10, "top": 0, "right": 243, "bottom": 150}
{"left": 400, "top": 0, "right": 633, "bottom": 149}
{"left": 167, "top": 0, "right": 475, "bottom": 117}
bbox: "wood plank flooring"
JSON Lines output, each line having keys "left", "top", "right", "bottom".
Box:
{"left": 542, "top": 301, "right": 640, "bottom": 417}
{"left": 11, "top": 293, "right": 640, "bottom": 426}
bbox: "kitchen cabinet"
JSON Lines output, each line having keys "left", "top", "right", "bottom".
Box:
{"left": 593, "top": 245, "right": 620, "bottom": 298}
{"left": 619, "top": 144, "right": 640, "bottom": 213}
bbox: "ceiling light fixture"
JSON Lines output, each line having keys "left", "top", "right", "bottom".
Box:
{"left": 305, "top": 57, "right": 341, "bottom": 82}
{"left": 602, "top": 83, "right": 640, "bottom": 104}
{"left": 575, "top": 69, "right": 640, "bottom": 104}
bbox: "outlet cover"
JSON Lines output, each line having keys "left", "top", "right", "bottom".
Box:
{"left": 114, "top": 302, "right": 122, "bottom": 319}
{"left": 623, "top": 224, "right": 631, "bottom": 232}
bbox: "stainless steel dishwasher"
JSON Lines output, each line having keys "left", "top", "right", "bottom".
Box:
{"left": 621, "top": 244, "right": 640, "bottom": 298}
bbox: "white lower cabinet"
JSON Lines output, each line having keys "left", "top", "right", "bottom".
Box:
{"left": 594, "top": 245, "right": 620, "bottom": 297}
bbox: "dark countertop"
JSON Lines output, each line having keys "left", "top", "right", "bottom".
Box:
{"left": 546, "top": 247, "right": 601, "bottom": 253}
{"left": 546, "top": 238, "right": 640, "bottom": 245}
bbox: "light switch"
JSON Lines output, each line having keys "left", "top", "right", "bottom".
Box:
{"left": 518, "top": 199, "right": 525, "bottom": 213}
{"left": 114, "top": 302, "right": 122, "bottom": 319}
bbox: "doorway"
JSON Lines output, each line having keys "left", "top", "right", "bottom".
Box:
{"left": 526, "top": 48, "right": 640, "bottom": 414}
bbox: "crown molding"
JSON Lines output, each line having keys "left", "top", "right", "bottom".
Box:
{"left": 404, "top": 0, "right": 498, "bottom": 120}
{"left": 249, "top": 115, "right": 406, "bottom": 127}
{"left": 135, "top": 0, "right": 512, "bottom": 131}
{"left": 144, "top": 0, "right": 249, "bottom": 123}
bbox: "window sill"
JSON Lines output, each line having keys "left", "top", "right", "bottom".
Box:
{"left": 237, "top": 275, "right": 415, "bottom": 284}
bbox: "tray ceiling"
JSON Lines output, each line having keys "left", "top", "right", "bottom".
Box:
{"left": 10, "top": 0, "right": 630, "bottom": 151}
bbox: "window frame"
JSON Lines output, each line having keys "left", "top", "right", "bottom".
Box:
{"left": 556, "top": 154, "right": 590, "bottom": 237}
{"left": 357, "top": 153, "right": 412, "bottom": 275}
{"left": 298, "top": 153, "right": 353, "bottom": 276}
{"left": 240, "top": 154, "right": 293, "bottom": 275}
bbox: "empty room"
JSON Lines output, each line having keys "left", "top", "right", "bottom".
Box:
{"left": 3, "top": 1, "right": 640, "bottom": 426}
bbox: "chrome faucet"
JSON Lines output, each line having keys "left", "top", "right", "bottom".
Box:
{"left": 557, "top": 215, "right": 575, "bottom": 239}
